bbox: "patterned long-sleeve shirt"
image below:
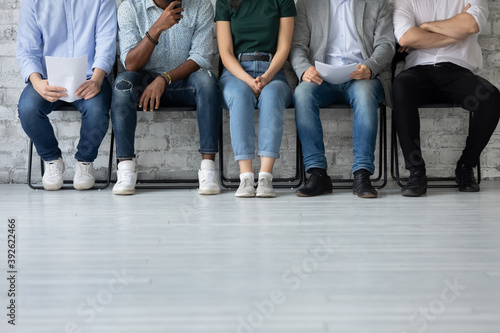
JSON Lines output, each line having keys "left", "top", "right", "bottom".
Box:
{"left": 118, "top": 0, "right": 215, "bottom": 74}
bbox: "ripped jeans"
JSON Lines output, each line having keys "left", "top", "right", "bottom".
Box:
{"left": 111, "top": 69, "right": 221, "bottom": 158}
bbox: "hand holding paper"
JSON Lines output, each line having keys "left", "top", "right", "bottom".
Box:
{"left": 45, "top": 55, "right": 87, "bottom": 103}
{"left": 29, "top": 73, "right": 67, "bottom": 103}
{"left": 315, "top": 61, "right": 358, "bottom": 85}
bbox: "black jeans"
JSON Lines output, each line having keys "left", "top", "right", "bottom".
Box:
{"left": 393, "top": 64, "right": 500, "bottom": 172}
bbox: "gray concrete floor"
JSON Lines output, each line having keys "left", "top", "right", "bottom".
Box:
{"left": 1, "top": 182, "right": 499, "bottom": 333}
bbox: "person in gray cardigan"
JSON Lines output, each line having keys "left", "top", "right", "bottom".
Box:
{"left": 290, "top": 0, "right": 394, "bottom": 198}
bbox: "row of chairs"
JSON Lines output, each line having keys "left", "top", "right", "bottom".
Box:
{"left": 28, "top": 100, "right": 478, "bottom": 191}
{"left": 27, "top": 52, "right": 480, "bottom": 190}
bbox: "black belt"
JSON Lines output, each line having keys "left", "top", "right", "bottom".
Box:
{"left": 239, "top": 54, "right": 272, "bottom": 62}
{"left": 433, "top": 62, "right": 460, "bottom": 68}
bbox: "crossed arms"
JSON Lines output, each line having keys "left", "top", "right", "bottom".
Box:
{"left": 397, "top": 4, "right": 481, "bottom": 50}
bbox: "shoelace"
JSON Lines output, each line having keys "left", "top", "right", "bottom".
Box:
{"left": 407, "top": 173, "right": 422, "bottom": 187}
{"left": 240, "top": 177, "right": 255, "bottom": 188}
{"left": 306, "top": 172, "right": 321, "bottom": 185}
{"left": 45, "top": 161, "right": 62, "bottom": 177}
{"left": 76, "top": 162, "right": 91, "bottom": 177}
{"left": 116, "top": 170, "right": 135, "bottom": 184}
{"left": 258, "top": 177, "right": 272, "bottom": 187}
{"left": 200, "top": 170, "right": 216, "bottom": 184}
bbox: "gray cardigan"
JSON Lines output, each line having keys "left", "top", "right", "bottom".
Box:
{"left": 290, "top": 0, "right": 395, "bottom": 106}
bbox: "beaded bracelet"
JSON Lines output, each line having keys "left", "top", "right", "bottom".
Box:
{"left": 158, "top": 74, "right": 168, "bottom": 86}
{"left": 145, "top": 31, "right": 158, "bottom": 46}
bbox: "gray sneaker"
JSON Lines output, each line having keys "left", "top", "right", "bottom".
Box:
{"left": 256, "top": 176, "right": 276, "bottom": 198}
{"left": 235, "top": 177, "right": 255, "bottom": 198}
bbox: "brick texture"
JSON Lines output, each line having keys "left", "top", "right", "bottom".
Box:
{"left": 1, "top": 0, "right": 499, "bottom": 184}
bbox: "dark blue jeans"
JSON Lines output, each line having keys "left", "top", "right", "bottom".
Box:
{"left": 17, "top": 80, "right": 111, "bottom": 162}
{"left": 294, "top": 79, "right": 384, "bottom": 174}
{"left": 111, "top": 69, "right": 221, "bottom": 159}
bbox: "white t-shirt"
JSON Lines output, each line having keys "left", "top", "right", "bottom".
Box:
{"left": 393, "top": 0, "right": 489, "bottom": 73}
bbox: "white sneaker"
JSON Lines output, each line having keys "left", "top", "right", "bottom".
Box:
{"left": 73, "top": 161, "right": 95, "bottom": 190}
{"left": 113, "top": 160, "right": 137, "bottom": 195}
{"left": 198, "top": 170, "right": 221, "bottom": 195}
{"left": 256, "top": 175, "right": 276, "bottom": 198}
{"left": 42, "top": 157, "right": 65, "bottom": 191}
{"left": 198, "top": 159, "right": 221, "bottom": 195}
{"left": 235, "top": 174, "right": 255, "bottom": 198}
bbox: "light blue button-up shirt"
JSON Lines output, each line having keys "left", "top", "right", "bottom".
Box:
{"left": 118, "top": 0, "right": 215, "bottom": 74}
{"left": 16, "top": 0, "right": 117, "bottom": 83}
{"left": 326, "top": 0, "right": 364, "bottom": 66}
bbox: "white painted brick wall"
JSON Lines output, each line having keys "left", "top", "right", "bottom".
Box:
{"left": 1, "top": 0, "right": 500, "bottom": 184}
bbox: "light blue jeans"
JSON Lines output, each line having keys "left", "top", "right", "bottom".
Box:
{"left": 293, "top": 78, "right": 384, "bottom": 174}
{"left": 219, "top": 56, "right": 292, "bottom": 160}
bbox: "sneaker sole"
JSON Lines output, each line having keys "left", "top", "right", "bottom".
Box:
{"left": 43, "top": 182, "right": 63, "bottom": 191}
{"left": 235, "top": 193, "right": 255, "bottom": 198}
{"left": 198, "top": 188, "right": 221, "bottom": 195}
{"left": 113, "top": 189, "right": 135, "bottom": 195}
{"left": 74, "top": 181, "right": 95, "bottom": 190}
{"left": 256, "top": 193, "right": 276, "bottom": 198}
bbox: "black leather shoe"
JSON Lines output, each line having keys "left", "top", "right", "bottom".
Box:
{"left": 455, "top": 163, "right": 480, "bottom": 192}
{"left": 401, "top": 170, "right": 428, "bottom": 197}
{"left": 296, "top": 168, "right": 333, "bottom": 197}
{"left": 352, "top": 171, "right": 378, "bottom": 198}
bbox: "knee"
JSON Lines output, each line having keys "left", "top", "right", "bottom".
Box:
{"left": 113, "top": 72, "right": 143, "bottom": 94}
{"left": 17, "top": 99, "right": 41, "bottom": 125}
{"left": 222, "top": 83, "right": 254, "bottom": 108}
{"left": 191, "top": 69, "right": 217, "bottom": 91}
{"left": 293, "top": 82, "right": 318, "bottom": 107}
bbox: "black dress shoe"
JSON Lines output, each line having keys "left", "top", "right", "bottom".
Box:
{"left": 401, "top": 170, "right": 428, "bottom": 197}
{"left": 455, "top": 163, "right": 480, "bottom": 192}
{"left": 352, "top": 170, "right": 378, "bottom": 198}
{"left": 296, "top": 168, "right": 333, "bottom": 197}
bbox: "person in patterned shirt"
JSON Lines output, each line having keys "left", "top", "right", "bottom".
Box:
{"left": 111, "top": 0, "right": 221, "bottom": 196}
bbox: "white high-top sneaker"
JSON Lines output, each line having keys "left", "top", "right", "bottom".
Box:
{"left": 113, "top": 160, "right": 137, "bottom": 195}
{"left": 42, "top": 157, "right": 65, "bottom": 191}
{"left": 73, "top": 161, "right": 95, "bottom": 190}
{"left": 198, "top": 159, "right": 221, "bottom": 195}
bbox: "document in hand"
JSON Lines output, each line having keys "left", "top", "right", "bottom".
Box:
{"left": 45, "top": 55, "right": 87, "bottom": 103}
{"left": 315, "top": 61, "right": 357, "bottom": 85}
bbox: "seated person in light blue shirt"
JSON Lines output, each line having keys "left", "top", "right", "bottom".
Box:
{"left": 16, "top": 0, "right": 117, "bottom": 191}
{"left": 290, "top": 0, "right": 394, "bottom": 199}
{"left": 111, "top": 0, "right": 222, "bottom": 196}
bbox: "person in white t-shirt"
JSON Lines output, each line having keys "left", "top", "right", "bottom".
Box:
{"left": 393, "top": 0, "right": 500, "bottom": 197}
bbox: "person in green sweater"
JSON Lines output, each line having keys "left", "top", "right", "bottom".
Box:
{"left": 216, "top": 0, "right": 296, "bottom": 198}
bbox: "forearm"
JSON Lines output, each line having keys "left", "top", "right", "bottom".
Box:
{"left": 220, "top": 52, "right": 255, "bottom": 85}
{"left": 166, "top": 59, "right": 200, "bottom": 82}
{"left": 124, "top": 36, "right": 156, "bottom": 71}
{"left": 399, "top": 27, "right": 461, "bottom": 50}
{"left": 264, "top": 17, "right": 294, "bottom": 81}
{"left": 420, "top": 12, "right": 479, "bottom": 40}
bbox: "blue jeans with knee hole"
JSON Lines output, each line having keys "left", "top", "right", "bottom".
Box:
{"left": 17, "top": 80, "right": 111, "bottom": 162}
{"left": 219, "top": 59, "right": 292, "bottom": 160}
{"left": 111, "top": 69, "right": 221, "bottom": 159}
{"left": 293, "top": 78, "right": 384, "bottom": 174}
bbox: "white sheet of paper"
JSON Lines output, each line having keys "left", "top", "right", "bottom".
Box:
{"left": 45, "top": 55, "right": 87, "bottom": 103}
{"left": 315, "top": 61, "right": 358, "bottom": 85}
